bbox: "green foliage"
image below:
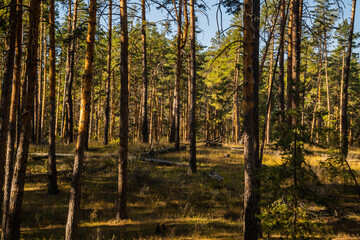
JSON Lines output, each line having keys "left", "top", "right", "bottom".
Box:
{"left": 320, "top": 151, "right": 354, "bottom": 184}
{"left": 259, "top": 198, "right": 322, "bottom": 239}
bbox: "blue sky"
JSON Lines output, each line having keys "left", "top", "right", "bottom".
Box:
{"left": 146, "top": 0, "right": 360, "bottom": 51}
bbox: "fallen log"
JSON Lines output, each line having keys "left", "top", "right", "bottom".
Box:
{"left": 139, "top": 157, "right": 188, "bottom": 167}
{"left": 141, "top": 145, "right": 187, "bottom": 157}
{"left": 205, "top": 141, "right": 222, "bottom": 147}
{"left": 207, "top": 171, "right": 224, "bottom": 182}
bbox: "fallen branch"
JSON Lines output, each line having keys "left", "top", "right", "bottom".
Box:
{"left": 139, "top": 157, "right": 187, "bottom": 167}
{"left": 141, "top": 146, "right": 187, "bottom": 157}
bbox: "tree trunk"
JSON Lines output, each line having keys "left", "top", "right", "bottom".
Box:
{"left": 104, "top": 0, "right": 112, "bottom": 145}
{"left": 324, "top": 29, "right": 331, "bottom": 143}
{"left": 141, "top": 0, "right": 149, "bottom": 143}
{"left": 1, "top": 0, "right": 40, "bottom": 238}
{"left": 243, "top": 0, "right": 260, "bottom": 238}
{"left": 286, "top": 1, "right": 293, "bottom": 122}
{"left": 170, "top": 0, "right": 183, "bottom": 150}
{"left": 55, "top": 48, "right": 63, "bottom": 136}
{"left": 116, "top": 0, "right": 129, "bottom": 220}
{"left": 0, "top": 0, "right": 17, "bottom": 201}
{"left": 41, "top": 24, "right": 47, "bottom": 142}
{"left": 2, "top": 0, "right": 22, "bottom": 232}
{"left": 37, "top": 7, "right": 44, "bottom": 144}
{"left": 233, "top": 43, "right": 241, "bottom": 143}
{"left": 61, "top": 0, "right": 72, "bottom": 140}
{"left": 188, "top": 0, "right": 196, "bottom": 174}
{"left": 278, "top": 0, "right": 286, "bottom": 123}
{"left": 64, "top": 0, "right": 79, "bottom": 144}
{"left": 65, "top": 0, "right": 96, "bottom": 238}
{"left": 48, "top": 0, "right": 59, "bottom": 195}
{"left": 340, "top": 0, "right": 357, "bottom": 158}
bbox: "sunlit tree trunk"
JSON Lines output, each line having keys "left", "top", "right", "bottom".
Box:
{"left": 2, "top": 0, "right": 22, "bottom": 232}
{"left": 65, "top": 0, "right": 96, "bottom": 238}
{"left": 0, "top": 0, "right": 17, "bottom": 200}
{"left": 116, "top": 0, "right": 129, "bottom": 220}
{"left": 1, "top": 0, "right": 40, "bottom": 237}
{"left": 243, "top": 0, "right": 260, "bottom": 238}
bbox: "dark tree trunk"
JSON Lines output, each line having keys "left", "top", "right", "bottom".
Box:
{"left": 188, "top": 0, "right": 196, "bottom": 174}
{"left": 2, "top": 0, "right": 22, "bottom": 232}
{"left": 278, "top": 0, "right": 286, "bottom": 123}
{"left": 340, "top": 0, "right": 357, "bottom": 158}
{"left": 141, "top": 0, "right": 149, "bottom": 143}
{"left": 64, "top": 0, "right": 96, "bottom": 238}
{"left": 48, "top": 0, "right": 59, "bottom": 195}
{"left": 116, "top": 0, "right": 129, "bottom": 220}
{"left": 170, "top": 0, "right": 183, "bottom": 150}
{"left": 243, "top": 0, "right": 260, "bottom": 238}
{"left": 104, "top": 0, "right": 112, "bottom": 145}
{"left": 1, "top": 0, "right": 41, "bottom": 238}
{"left": 0, "top": 0, "right": 17, "bottom": 203}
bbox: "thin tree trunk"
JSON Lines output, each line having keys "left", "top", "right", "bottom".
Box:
{"left": 104, "top": 0, "right": 112, "bottom": 145}
{"left": 324, "top": 29, "right": 331, "bottom": 143}
{"left": 61, "top": 0, "right": 72, "bottom": 140}
{"left": 37, "top": 7, "right": 44, "bottom": 144}
{"left": 266, "top": 38, "right": 274, "bottom": 145}
{"left": 278, "top": 0, "right": 286, "bottom": 123}
{"left": 48, "top": 0, "right": 59, "bottom": 195}
{"left": 2, "top": 0, "right": 22, "bottom": 232}
{"left": 339, "top": 47, "right": 345, "bottom": 140}
{"left": 41, "top": 25, "right": 47, "bottom": 142}
{"left": 116, "top": 0, "right": 129, "bottom": 220}
{"left": 286, "top": 1, "right": 293, "bottom": 119}
{"left": 233, "top": 43, "right": 241, "bottom": 143}
{"left": 243, "top": 0, "right": 260, "bottom": 238}
{"left": 1, "top": 0, "right": 40, "bottom": 237}
{"left": 65, "top": 0, "right": 96, "bottom": 238}
{"left": 55, "top": 49, "right": 63, "bottom": 136}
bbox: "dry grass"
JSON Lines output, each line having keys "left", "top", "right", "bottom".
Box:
{"left": 19, "top": 142, "right": 360, "bottom": 239}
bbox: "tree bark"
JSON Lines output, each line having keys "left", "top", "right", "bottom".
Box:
{"left": 116, "top": 0, "right": 129, "bottom": 220}
{"left": 141, "top": 0, "right": 149, "bottom": 143}
{"left": 65, "top": 0, "right": 96, "bottom": 238}
{"left": 188, "top": 0, "right": 196, "bottom": 174}
{"left": 278, "top": 0, "right": 286, "bottom": 123}
{"left": 170, "top": 0, "right": 183, "bottom": 150}
{"left": 48, "top": 0, "right": 59, "bottom": 195}
{"left": 1, "top": 0, "right": 40, "bottom": 238}
{"left": 104, "top": 0, "right": 112, "bottom": 145}
{"left": 0, "top": 0, "right": 17, "bottom": 203}
{"left": 243, "top": 0, "right": 260, "bottom": 238}
{"left": 340, "top": 0, "right": 357, "bottom": 158}
{"left": 64, "top": 0, "right": 79, "bottom": 144}
{"left": 2, "top": 0, "right": 22, "bottom": 233}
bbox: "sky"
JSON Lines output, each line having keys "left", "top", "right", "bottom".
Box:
{"left": 146, "top": 0, "right": 360, "bottom": 51}
{"left": 58, "top": 0, "right": 360, "bottom": 51}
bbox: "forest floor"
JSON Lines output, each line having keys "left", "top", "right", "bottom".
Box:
{"left": 19, "top": 141, "right": 360, "bottom": 239}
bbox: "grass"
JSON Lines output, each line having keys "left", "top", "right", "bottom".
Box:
{"left": 18, "top": 141, "right": 360, "bottom": 239}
